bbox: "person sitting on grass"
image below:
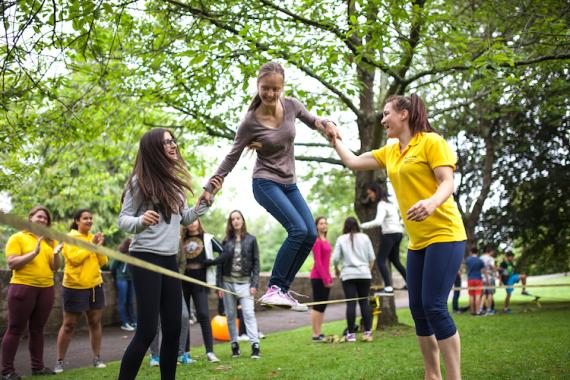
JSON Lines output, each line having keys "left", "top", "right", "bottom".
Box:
{"left": 465, "top": 247, "right": 485, "bottom": 316}
{"left": 499, "top": 251, "right": 528, "bottom": 314}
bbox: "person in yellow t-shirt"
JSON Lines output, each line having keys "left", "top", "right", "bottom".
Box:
{"left": 334, "top": 94, "right": 466, "bottom": 380}
{"left": 54, "top": 209, "right": 108, "bottom": 374}
{"left": 2, "top": 206, "right": 62, "bottom": 378}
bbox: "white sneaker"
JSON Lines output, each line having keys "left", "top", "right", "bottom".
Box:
{"left": 93, "top": 357, "right": 106, "bottom": 368}
{"left": 285, "top": 291, "right": 308, "bottom": 312}
{"left": 383, "top": 286, "right": 394, "bottom": 293}
{"left": 238, "top": 334, "right": 249, "bottom": 341}
{"left": 121, "top": 323, "right": 135, "bottom": 332}
{"left": 54, "top": 360, "right": 64, "bottom": 374}
{"left": 258, "top": 285, "right": 292, "bottom": 307}
{"left": 206, "top": 352, "right": 220, "bottom": 363}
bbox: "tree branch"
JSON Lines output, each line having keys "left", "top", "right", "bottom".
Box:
{"left": 296, "top": 155, "right": 344, "bottom": 166}
{"left": 163, "top": 0, "right": 362, "bottom": 116}
{"left": 404, "top": 54, "right": 570, "bottom": 85}
{"left": 257, "top": 0, "right": 403, "bottom": 82}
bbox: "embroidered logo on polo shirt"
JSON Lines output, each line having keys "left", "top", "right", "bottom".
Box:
{"left": 403, "top": 155, "right": 419, "bottom": 164}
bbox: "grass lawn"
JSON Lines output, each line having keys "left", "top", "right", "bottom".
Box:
{"left": 37, "top": 276, "right": 570, "bottom": 379}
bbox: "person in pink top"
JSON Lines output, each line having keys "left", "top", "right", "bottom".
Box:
{"left": 310, "top": 216, "right": 333, "bottom": 341}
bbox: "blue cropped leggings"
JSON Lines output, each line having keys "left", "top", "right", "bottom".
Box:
{"left": 407, "top": 241, "right": 465, "bottom": 340}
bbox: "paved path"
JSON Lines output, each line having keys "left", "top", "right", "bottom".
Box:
{"left": 6, "top": 293, "right": 409, "bottom": 375}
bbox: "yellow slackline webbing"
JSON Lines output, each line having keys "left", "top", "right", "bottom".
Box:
{"left": 0, "top": 212, "right": 240, "bottom": 297}
{"left": 0, "top": 212, "right": 408, "bottom": 308}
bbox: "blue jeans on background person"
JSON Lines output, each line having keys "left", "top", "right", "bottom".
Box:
{"left": 116, "top": 279, "right": 137, "bottom": 326}
{"left": 407, "top": 241, "right": 465, "bottom": 340}
{"left": 252, "top": 178, "right": 317, "bottom": 292}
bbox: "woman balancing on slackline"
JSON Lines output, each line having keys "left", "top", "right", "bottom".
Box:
{"left": 199, "top": 62, "right": 341, "bottom": 312}
{"left": 333, "top": 94, "right": 466, "bottom": 379}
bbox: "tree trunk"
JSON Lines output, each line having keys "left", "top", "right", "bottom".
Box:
{"left": 352, "top": 65, "right": 398, "bottom": 327}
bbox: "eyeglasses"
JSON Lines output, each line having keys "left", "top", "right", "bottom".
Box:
{"left": 163, "top": 138, "right": 177, "bottom": 146}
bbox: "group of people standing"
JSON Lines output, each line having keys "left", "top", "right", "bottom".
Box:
{"left": 464, "top": 246, "right": 528, "bottom": 316}
{"left": 2, "top": 207, "right": 109, "bottom": 380}
{"left": 4, "top": 60, "right": 469, "bottom": 380}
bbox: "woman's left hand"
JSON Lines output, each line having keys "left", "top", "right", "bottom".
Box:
{"left": 250, "top": 287, "right": 257, "bottom": 296}
{"left": 406, "top": 198, "right": 437, "bottom": 222}
{"left": 210, "top": 176, "right": 224, "bottom": 196}
{"left": 318, "top": 121, "right": 342, "bottom": 146}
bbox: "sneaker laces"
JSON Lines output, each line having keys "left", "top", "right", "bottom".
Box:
{"left": 286, "top": 289, "right": 309, "bottom": 306}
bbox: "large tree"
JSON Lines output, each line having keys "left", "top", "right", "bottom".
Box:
{"left": 2, "top": 0, "right": 569, "bottom": 324}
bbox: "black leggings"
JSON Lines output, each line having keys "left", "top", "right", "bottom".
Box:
{"left": 311, "top": 279, "right": 330, "bottom": 313}
{"left": 377, "top": 232, "right": 406, "bottom": 287}
{"left": 182, "top": 282, "right": 214, "bottom": 353}
{"left": 119, "top": 252, "right": 181, "bottom": 380}
{"left": 342, "top": 279, "right": 372, "bottom": 333}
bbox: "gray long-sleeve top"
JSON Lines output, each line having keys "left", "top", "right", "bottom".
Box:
{"left": 118, "top": 178, "right": 210, "bottom": 256}
{"left": 204, "top": 97, "right": 326, "bottom": 191}
{"left": 332, "top": 233, "right": 376, "bottom": 281}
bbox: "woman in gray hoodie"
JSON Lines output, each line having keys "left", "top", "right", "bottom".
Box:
{"left": 117, "top": 128, "right": 221, "bottom": 380}
{"left": 333, "top": 217, "right": 375, "bottom": 343}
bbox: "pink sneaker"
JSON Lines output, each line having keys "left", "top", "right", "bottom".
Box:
{"left": 258, "top": 285, "right": 291, "bottom": 307}
{"left": 258, "top": 286, "right": 309, "bottom": 312}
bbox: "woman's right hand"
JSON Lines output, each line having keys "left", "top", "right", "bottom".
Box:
{"left": 34, "top": 236, "right": 45, "bottom": 255}
{"left": 141, "top": 210, "right": 160, "bottom": 226}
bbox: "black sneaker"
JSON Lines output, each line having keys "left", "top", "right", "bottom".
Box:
{"left": 251, "top": 343, "right": 260, "bottom": 359}
{"left": 31, "top": 367, "right": 55, "bottom": 376}
{"left": 231, "top": 342, "right": 240, "bottom": 358}
{"left": 521, "top": 290, "right": 530, "bottom": 296}
{"left": 312, "top": 334, "right": 325, "bottom": 342}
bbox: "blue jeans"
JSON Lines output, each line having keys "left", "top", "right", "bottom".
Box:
{"left": 252, "top": 178, "right": 317, "bottom": 291}
{"left": 407, "top": 241, "right": 465, "bottom": 340}
{"left": 116, "top": 279, "right": 136, "bottom": 325}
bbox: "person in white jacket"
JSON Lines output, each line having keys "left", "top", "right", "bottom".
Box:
{"left": 333, "top": 217, "right": 376, "bottom": 342}
{"left": 360, "top": 183, "right": 407, "bottom": 293}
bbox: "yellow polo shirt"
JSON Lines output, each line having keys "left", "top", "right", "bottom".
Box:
{"left": 62, "top": 230, "right": 108, "bottom": 289}
{"left": 371, "top": 132, "right": 466, "bottom": 250}
{"left": 5, "top": 231, "right": 57, "bottom": 287}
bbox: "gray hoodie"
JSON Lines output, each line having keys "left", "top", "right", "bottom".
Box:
{"left": 118, "top": 178, "right": 210, "bottom": 256}
{"left": 332, "top": 233, "right": 375, "bottom": 281}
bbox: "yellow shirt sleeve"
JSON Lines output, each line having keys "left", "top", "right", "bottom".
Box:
{"left": 425, "top": 133, "right": 457, "bottom": 171}
{"left": 5, "top": 234, "right": 23, "bottom": 257}
{"left": 371, "top": 145, "right": 388, "bottom": 168}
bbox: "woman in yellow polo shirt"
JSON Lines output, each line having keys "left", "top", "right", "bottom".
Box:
{"left": 333, "top": 94, "right": 466, "bottom": 380}
{"left": 2, "top": 206, "right": 62, "bottom": 378}
{"left": 54, "top": 208, "right": 108, "bottom": 374}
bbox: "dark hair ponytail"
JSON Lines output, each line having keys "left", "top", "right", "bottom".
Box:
{"left": 385, "top": 93, "right": 435, "bottom": 136}
{"left": 248, "top": 62, "right": 285, "bottom": 111}
{"left": 365, "top": 183, "right": 388, "bottom": 203}
{"left": 343, "top": 217, "right": 361, "bottom": 249}
{"left": 70, "top": 208, "right": 91, "bottom": 231}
